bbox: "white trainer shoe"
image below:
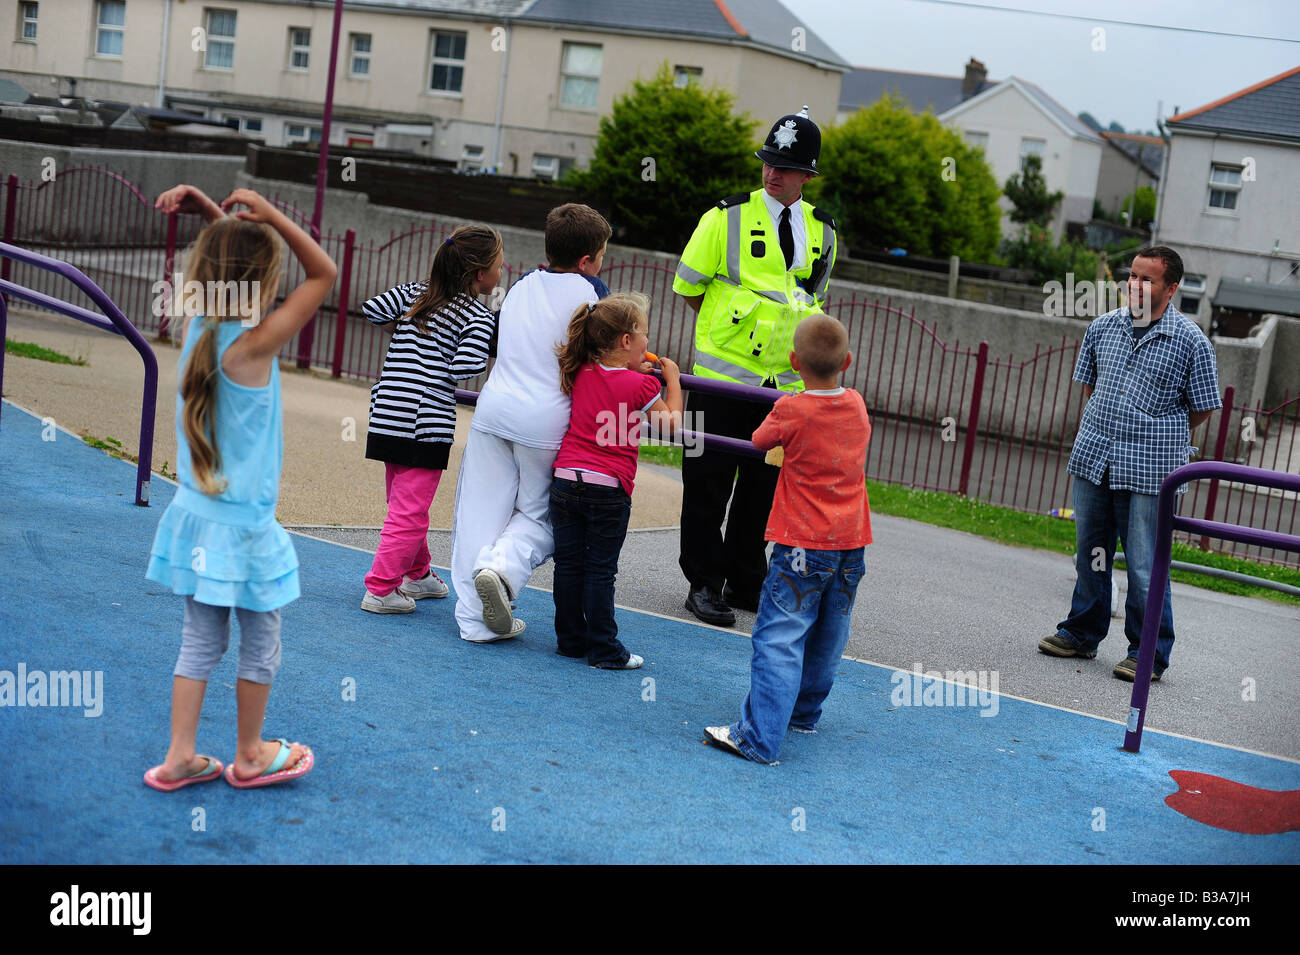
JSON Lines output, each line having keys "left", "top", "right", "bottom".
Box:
{"left": 463, "top": 618, "right": 525, "bottom": 643}
{"left": 400, "top": 571, "right": 449, "bottom": 600}
{"left": 473, "top": 568, "right": 514, "bottom": 634}
{"left": 361, "top": 589, "right": 416, "bottom": 614}
{"left": 591, "top": 653, "right": 644, "bottom": 670}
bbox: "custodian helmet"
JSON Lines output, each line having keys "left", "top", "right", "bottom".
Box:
{"left": 754, "top": 106, "right": 822, "bottom": 175}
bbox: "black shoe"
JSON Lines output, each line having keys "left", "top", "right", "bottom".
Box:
{"left": 685, "top": 586, "right": 736, "bottom": 627}
{"left": 723, "top": 584, "right": 760, "bottom": 613}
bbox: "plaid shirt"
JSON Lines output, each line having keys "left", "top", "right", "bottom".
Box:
{"left": 1068, "top": 303, "right": 1221, "bottom": 495}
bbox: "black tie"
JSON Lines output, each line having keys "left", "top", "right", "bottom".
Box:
{"left": 778, "top": 207, "right": 794, "bottom": 270}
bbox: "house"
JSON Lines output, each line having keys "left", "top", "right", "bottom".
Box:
{"left": 1153, "top": 65, "right": 1300, "bottom": 333}
{"left": 837, "top": 58, "right": 1103, "bottom": 241}
{"left": 1095, "top": 131, "right": 1163, "bottom": 222}
{"left": 0, "top": 0, "right": 847, "bottom": 176}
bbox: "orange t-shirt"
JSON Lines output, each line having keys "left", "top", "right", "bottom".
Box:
{"left": 752, "top": 388, "right": 872, "bottom": 550}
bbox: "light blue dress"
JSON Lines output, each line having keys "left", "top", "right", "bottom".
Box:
{"left": 146, "top": 316, "right": 299, "bottom": 610}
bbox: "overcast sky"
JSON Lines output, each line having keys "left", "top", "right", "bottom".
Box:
{"left": 782, "top": 0, "right": 1300, "bottom": 133}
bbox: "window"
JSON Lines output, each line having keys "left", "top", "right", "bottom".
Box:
{"left": 1179, "top": 274, "right": 1205, "bottom": 315}
{"left": 673, "top": 65, "right": 702, "bottom": 88}
{"left": 560, "top": 42, "right": 601, "bottom": 108}
{"left": 19, "top": 2, "right": 37, "bottom": 41}
{"left": 286, "top": 123, "right": 322, "bottom": 145}
{"left": 349, "top": 33, "right": 371, "bottom": 77}
{"left": 1208, "top": 164, "right": 1242, "bottom": 211}
{"left": 95, "top": 0, "right": 124, "bottom": 56}
{"left": 428, "top": 30, "right": 466, "bottom": 94}
{"left": 204, "top": 9, "right": 235, "bottom": 69}
{"left": 288, "top": 28, "right": 310, "bottom": 71}
{"left": 965, "top": 130, "right": 988, "bottom": 151}
{"left": 1019, "top": 137, "right": 1045, "bottom": 169}
{"left": 532, "top": 154, "right": 559, "bottom": 180}
{"left": 224, "top": 114, "right": 262, "bottom": 134}
{"left": 462, "top": 144, "right": 485, "bottom": 167}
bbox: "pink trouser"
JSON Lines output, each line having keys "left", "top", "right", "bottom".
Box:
{"left": 365, "top": 464, "right": 442, "bottom": 595}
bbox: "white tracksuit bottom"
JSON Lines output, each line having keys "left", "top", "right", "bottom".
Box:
{"left": 451, "top": 428, "right": 559, "bottom": 642}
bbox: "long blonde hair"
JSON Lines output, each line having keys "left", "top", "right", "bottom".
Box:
{"left": 556, "top": 292, "right": 650, "bottom": 396}
{"left": 180, "top": 216, "right": 283, "bottom": 495}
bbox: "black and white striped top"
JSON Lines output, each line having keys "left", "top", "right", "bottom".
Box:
{"left": 364, "top": 283, "right": 496, "bottom": 469}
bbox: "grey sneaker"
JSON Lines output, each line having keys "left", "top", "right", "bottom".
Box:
{"left": 400, "top": 571, "right": 449, "bottom": 600}
{"left": 704, "top": 725, "right": 745, "bottom": 757}
{"left": 474, "top": 568, "right": 514, "bottom": 634}
{"left": 361, "top": 589, "right": 416, "bottom": 614}
{"left": 1037, "top": 633, "right": 1097, "bottom": 659}
{"left": 464, "top": 618, "right": 525, "bottom": 643}
{"left": 591, "top": 653, "right": 644, "bottom": 670}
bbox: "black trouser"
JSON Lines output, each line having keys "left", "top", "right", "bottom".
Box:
{"left": 678, "top": 388, "right": 780, "bottom": 600}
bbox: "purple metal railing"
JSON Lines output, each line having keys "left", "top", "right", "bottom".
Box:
{"left": 0, "top": 241, "right": 158, "bottom": 506}
{"left": 1123, "top": 461, "right": 1300, "bottom": 752}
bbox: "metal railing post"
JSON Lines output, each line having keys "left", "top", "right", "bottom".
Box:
{"left": 331, "top": 229, "right": 356, "bottom": 377}
{"left": 1, "top": 174, "right": 17, "bottom": 283}
{"left": 1200, "top": 386, "right": 1234, "bottom": 549}
{"left": 958, "top": 341, "right": 988, "bottom": 496}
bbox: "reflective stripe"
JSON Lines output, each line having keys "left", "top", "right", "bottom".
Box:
{"left": 725, "top": 203, "right": 742, "bottom": 284}
{"left": 817, "top": 219, "right": 835, "bottom": 302}
{"left": 694, "top": 351, "right": 765, "bottom": 386}
{"left": 711, "top": 274, "right": 788, "bottom": 304}
{"left": 776, "top": 369, "right": 802, "bottom": 389}
{"left": 675, "top": 261, "right": 710, "bottom": 286}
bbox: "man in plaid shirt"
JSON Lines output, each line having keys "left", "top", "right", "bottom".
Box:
{"left": 1039, "top": 247, "right": 1220, "bottom": 681}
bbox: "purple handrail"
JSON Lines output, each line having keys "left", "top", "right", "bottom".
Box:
{"left": 0, "top": 241, "right": 158, "bottom": 506}
{"left": 455, "top": 371, "right": 777, "bottom": 460}
{"left": 1123, "top": 461, "right": 1300, "bottom": 752}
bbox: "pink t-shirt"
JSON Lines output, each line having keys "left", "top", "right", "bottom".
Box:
{"left": 553, "top": 363, "right": 663, "bottom": 495}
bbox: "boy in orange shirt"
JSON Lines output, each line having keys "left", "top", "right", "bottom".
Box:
{"left": 705, "top": 314, "right": 872, "bottom": 764}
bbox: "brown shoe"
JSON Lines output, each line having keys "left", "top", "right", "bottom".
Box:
{"left": 1113, "top": 657, "right": 1162, "bottom": 682}
{"left": 1038, "top": 633, "right": 1097, "bottom": 659}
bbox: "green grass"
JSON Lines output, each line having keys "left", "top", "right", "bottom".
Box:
{"left": 866, "top": 479, "right": 1300, "bottom": 605}
{"left": 5, "top": 340, "right": 87, "bottom": 365}
{"left": 634, "top": 439, "right": 1300, "bottom": 605}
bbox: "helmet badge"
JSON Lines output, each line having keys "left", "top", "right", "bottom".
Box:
{"left": 773, "top": 119, "right": 799, "bottom": 150}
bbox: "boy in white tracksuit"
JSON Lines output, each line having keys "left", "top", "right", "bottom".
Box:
{"left": 451, "top": 204, "right": 612, "bottom": 642}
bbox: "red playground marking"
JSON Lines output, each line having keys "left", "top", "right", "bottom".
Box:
{"left": 1166, "top": 770, "right": 1300, "bottom": 835}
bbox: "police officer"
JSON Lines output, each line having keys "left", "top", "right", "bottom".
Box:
{"left": 673, "top": 106, "right": 837, "bottom": 627}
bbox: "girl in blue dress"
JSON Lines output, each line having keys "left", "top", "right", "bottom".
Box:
{"left": 143, "top": 184, "right": 336, "bottom": 791}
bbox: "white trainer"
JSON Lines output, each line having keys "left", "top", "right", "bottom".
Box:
{"left": 473, "top": 568, "right": 514, "bottom": 634}
{"left": 463, "top": 618, "right": 525, "bottom": 643}
{"left": 591, "top": 653, "right": 644, "bottom": 670}
{"left": 400, "top": 571, "right": 449, "bottom": 600}
{"left": 361, "top": 589, "right": 416, "bottom": 614}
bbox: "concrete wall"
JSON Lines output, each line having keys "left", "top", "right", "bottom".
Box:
{"left": 1264, "top": 315, "right": 1300, "bottom": 408}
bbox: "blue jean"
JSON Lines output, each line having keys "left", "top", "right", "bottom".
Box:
{"left": 548, "top": 477, "right": 633, "bottom": 667}
{"left": 732, "top": 544, "right": 866, "bottom": 763}
{"left": 1056, "top": 474, "right": 1175, "bottom": 673}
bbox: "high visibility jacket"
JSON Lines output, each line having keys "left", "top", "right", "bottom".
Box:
{"left": 672, "top": 189, "right": 837, "bottom": 392}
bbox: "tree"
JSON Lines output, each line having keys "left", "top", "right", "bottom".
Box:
{"left": 1120, "top": 185, "right": 1156, "bottom": 230}
{"left": 566, "top": 65, "right": 757, "bottom": 253}
{"left": 804, "top": 95, "right": 1002, "bottom": 261}
{"left": 1000, "top": 223, "right": 1100, "bottom": 287}
{"left": 1003, "top": 154, "right": 1064, "bottom": 226}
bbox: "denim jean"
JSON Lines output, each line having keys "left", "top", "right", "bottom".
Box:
{"left": 548, "top": 477, "right": 633, "bottom": 667}
{"left": 732, "top": 543, "right": 866, "bottom": 763}
{"left": 1056, "top": 474, "right": 1175, "bottom": 673}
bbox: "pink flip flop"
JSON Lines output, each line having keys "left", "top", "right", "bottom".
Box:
{"left": 144, "top": 756, "right": 224, "bottom": 792}
{"left": 224, "top": 739, "right": 314, "bottom": 789}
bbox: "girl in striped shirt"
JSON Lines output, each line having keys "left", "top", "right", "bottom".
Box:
{"left": 360, "top": 225, "right": 503, "bottom": 613}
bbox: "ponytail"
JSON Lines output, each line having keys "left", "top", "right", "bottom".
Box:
{"left": 180, "top": 319, "right": 227, "bottom": 495}
{"left": 405, "top": 225, "right": 503, "bottom": 333}
{"left": 555, "top": 292, "right": 650, "bottom": 396}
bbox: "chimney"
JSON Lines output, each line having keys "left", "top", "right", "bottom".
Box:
{"left": 962, "top": 58, "right": 987, "bottom": 97}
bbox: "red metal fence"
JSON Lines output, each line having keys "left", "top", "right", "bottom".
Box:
{"left": 3, "top": 167, "right": 1297, "bottom": 566}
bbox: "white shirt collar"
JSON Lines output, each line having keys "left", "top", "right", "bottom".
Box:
{"left": 760, "top": 189, "right": 801, "bottom": 226}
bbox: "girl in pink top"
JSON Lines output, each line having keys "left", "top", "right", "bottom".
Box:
{"left": 550, "top": 294, "right": 682, "bottom": 668}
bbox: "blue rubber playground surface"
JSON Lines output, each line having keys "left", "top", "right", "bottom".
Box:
{"left": 2, "top": 399, "right": 1298, "bottom": 864}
